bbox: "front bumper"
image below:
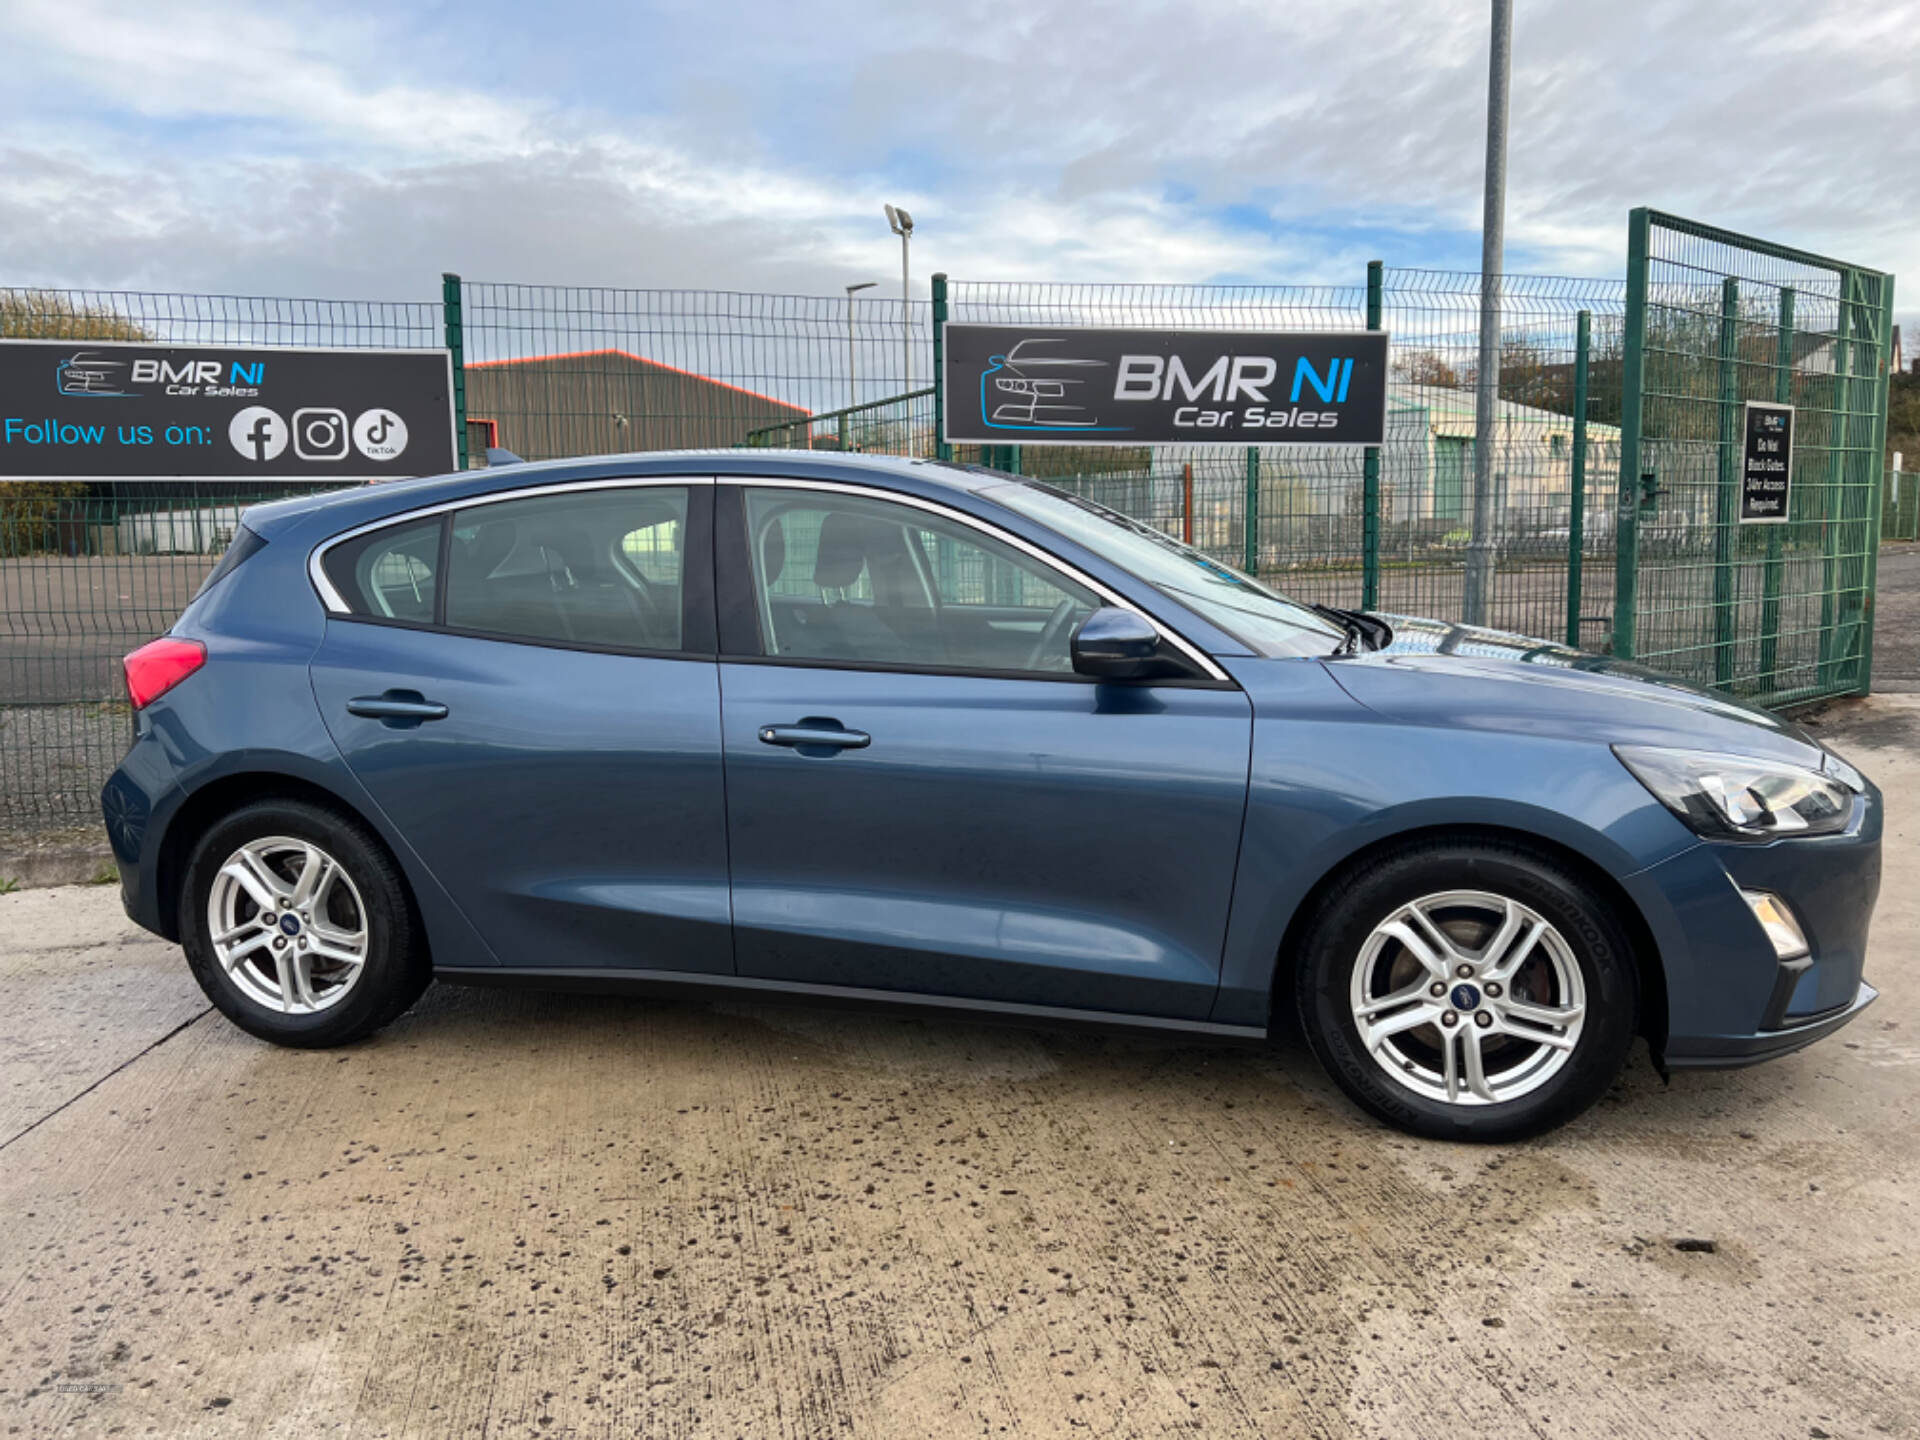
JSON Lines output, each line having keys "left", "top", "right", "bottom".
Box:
{"left": 1623, "top": 785, "right": 1882, "bottom": 1069}
{"left": 1665, "top": 980, "right": 1877, "bottom": 1068}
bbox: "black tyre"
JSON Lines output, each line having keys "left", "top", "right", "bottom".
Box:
{"left": 1294, "top": 839, "right": 1639, "bottom": 1142}
{"left": 179, "top": 798, "right": 429, "bottom": 1047}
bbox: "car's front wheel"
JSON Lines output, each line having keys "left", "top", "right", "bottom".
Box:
{"left": 1295, "top": 840, "right": 1639, "bottom": 1141}
{"left": 180, "top": 798, "right": 429, "bottom": 1047}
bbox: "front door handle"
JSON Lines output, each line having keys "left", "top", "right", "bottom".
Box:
{"left": 758, "top": 722, "right": 870, "bottom": 750}
{"left": 347, "top": 692, "right": 449, "bottom": 726}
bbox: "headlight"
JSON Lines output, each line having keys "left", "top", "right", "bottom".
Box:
{"left": 1614, "top": 745, "right": 1854, "bottom": 840}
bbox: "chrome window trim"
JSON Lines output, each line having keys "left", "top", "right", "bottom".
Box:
{"left": 730, "top": 478, "right": 1230, "bottom": 683}
{"left": 308, "top": 475, "right": 711, "bottom": 614}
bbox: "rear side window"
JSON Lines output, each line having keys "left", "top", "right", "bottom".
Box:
{"left": 323, "top": 519, "right": 441, "bottom": 623}
{"left": 195, "top": 524, "right": 268, "bottom": 598}
{"left": 445, "top": 486, "right": 688, "bottom": 651}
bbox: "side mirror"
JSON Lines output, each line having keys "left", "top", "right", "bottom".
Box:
{"left": 1071, "top": 606, "right": 1169, "bottom": 680}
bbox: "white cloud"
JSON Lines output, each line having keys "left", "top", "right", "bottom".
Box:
{"left": 0, "top": 0, "right": 1914, "bottom": 342}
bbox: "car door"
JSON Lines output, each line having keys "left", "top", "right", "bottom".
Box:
{"left": 714, "top": 480, "right": 1253, "bottom": 1020}
{"left": 308, "top": 478, "right": 734, "bottom": 975}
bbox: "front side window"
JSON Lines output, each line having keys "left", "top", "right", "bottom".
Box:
{"left": 445, "top": 486, "right": 689, "bottom": 650}
{"left": 324, "top": 519, "right": 440, "bottom": 623}
{"left": 742, "top": 488, "right": 1099, "bottom": 674}
{"left": 984, "top": 480, "right": 1344, "bottom": 658}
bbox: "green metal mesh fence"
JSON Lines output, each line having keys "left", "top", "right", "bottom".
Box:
{"left": 457, "top": 283, "right": 932, "bottom": 460}
{"left": 0, "top": 244, "right": 1896, "bottom": 838}
{"left": 942, "top": 272, "right": 1626, "bottom": 642}
{"left": 1617, "top": 211, "right": 1894, "bottom": 707}
{"left": 0, "top": 287, "right": 431, "bottom": 835}
{"left": 1884, "top": 466, "right": 1918, "bottom": 543}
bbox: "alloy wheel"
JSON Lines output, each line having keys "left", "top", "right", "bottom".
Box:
{"left": 206, "top": 836, "right": 370, "bottom": 1014}
{"left": 1348, "top": 888, "right": 1587, "bottom": 1106}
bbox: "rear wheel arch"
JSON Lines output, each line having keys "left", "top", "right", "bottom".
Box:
{"left": 1268, "top": 822, "right": 1667, "bottom": 1056}
{"left": 156, "top": 771, "right": 421, "bottom": 947}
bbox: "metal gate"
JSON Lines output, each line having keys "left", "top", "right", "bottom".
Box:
{"left": 1614, "top": 209, "right": 1894, "bottom": 706}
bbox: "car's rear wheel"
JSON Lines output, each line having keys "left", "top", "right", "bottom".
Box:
{"left": 180, "top": 799, "right": 428, "bottom": 1047}
{"left": 1295, "top": 840, "right": 1638, "bottom": 1141}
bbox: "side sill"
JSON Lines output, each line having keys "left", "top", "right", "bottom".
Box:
{"left": 433, "top": 966, "right": 1269, "bottom": 1041}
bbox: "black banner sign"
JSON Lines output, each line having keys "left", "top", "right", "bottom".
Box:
{"left": 941, "top": 324, "right": 1388, "bottom": 447}
{"left": 0, "top": 340, "right": 456, "bottom": 480}
{"left": 1740, "top": 401, "right": 1794, "bottom": 524}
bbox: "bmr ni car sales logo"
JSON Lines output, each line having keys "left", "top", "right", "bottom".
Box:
{"left": 55, "top": 351, "right": 267, "bottom": 399}
{"left": 945, "top": 324, "right": 1389, "bottom": 447}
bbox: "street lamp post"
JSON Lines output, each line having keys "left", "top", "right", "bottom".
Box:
{"left": 844, "top": 281, "right": 877, "bottom": 450}
{"left": 885, "top": 204, "right": 914, "bottom": 394}
{"left": 1463, "top": 0, "right": 1512, "bottom": 626}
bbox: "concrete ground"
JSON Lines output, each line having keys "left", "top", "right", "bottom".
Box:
{"left": 1872, "top": 542, "right": 1920, "bottom": 692}
{"left": 1, "top": 701, "right": 1915, "bottom": 1438}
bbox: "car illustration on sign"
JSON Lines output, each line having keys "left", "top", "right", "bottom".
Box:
{"left": 103, "top": 451, "right": 1880, "bottom": 1142}
{"left": 980, "top": 339, "right": 1125, "bottom": 433}
{"left": 55, "top": 351, "right": 138, "bottom": 397}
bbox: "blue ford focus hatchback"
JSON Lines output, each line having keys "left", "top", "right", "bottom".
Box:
{"left": 103, "top": 453, "right": 1882, "bottom": 1140}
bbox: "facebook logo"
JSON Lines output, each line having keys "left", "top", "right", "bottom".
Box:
{"left": 227, "top": 407, "right": 288, "bottom": 462}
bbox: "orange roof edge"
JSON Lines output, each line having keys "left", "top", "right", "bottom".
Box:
{"left": 463, "top": 347, "right": 810, "bottom": 417}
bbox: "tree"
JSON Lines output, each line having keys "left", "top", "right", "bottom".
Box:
{"left": 0, "top": 290, "right": 152, "bottom": 341}
{"left": 1887, "top": 371, "right": 1920, "bottom": 469}
{"left": 1393, "top": 350, "right": 1462, "bottom": 389}
{"left": 0, "top": 293, "right": 152, "bottom": 548}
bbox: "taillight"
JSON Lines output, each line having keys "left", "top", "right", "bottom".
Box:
{"left": 123, "top": 637, "right": 207, "bottom": 709}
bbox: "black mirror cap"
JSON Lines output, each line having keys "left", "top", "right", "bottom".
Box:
{"left": 1071, "top": 606, "right": 1191, "bottom": 680}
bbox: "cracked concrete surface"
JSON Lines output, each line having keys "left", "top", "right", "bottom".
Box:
{"left": 0, "top": 699, "right": 1914, "bottom": 1438}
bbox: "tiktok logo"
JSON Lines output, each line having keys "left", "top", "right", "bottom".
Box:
{"left": 352, "top": 408, "right": 409, "bottom": 462}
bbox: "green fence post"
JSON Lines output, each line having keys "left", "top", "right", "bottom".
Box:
{"left": 931, "top": 272, "right": 951, "bottom": 462}
{"left": 1361, "top": 259, "right": 1383, "bottom": 611}
{"left": 1817, "top": 283, "right": 1854, "bottom": 688}
{"left": 1858, "top": 274, "right": 1896, "bottom": 696}
{"left": 442, "top": 272, "right": 468, "bottom": 470}
{"left": 1712, "top": 277, "right": 1740, "bottom": 688}
{"left": 1243, "top": 448, "right": 1261, "bottom": 575}
{"left": 1566, "top": 309, "right": 1591, "bottom": 648}
{"left": 1759, "top": 287, "right": 1794, "bottom": 688}
{"left": 1613, "top": 209, "right": 1651, "bottom": 660}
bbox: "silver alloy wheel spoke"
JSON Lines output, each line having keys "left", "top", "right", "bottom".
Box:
{"left": 1362, "top": 1001, "right": 1443, "bottom": 1054}
{"left": 207, "top": 836, "right": 369, "bottom": 1016}
{"left": 1501, "top": 995, "right": 1584, "bottom": 1030}
{"left": 220, "top": 856, "right": 283, "bottom": 916}
{"left": 1461, "top": 1024, "right": 1495, "bottom": 1102}
{"left": 1349, "top": 889, "right": 1587, "bottom": 1108}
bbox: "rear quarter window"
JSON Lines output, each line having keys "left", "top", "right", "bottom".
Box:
{"left": 195, "top": 524, "right": 268, "bottom": 598}
{"left": 322, "top": 519, "right": 442, "bottom": 623}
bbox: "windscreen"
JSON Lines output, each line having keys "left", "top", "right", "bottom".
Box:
{"left": 985, "top": 481, "right": 1344, "bottom": 658}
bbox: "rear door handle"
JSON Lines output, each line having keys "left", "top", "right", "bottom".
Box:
{"left": 347, "top": 693, "right": 449, "bottom": 724}
{"left": 758, "top": 722, "right": 870, "bottom": 750}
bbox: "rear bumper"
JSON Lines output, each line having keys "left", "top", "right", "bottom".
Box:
{"left": 1665, "top": 981, "right": 1877, "bottom": 1068}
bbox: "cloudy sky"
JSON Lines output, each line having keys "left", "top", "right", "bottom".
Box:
{"left": 1, "top": 0, "right": 1913, "bottom": 329}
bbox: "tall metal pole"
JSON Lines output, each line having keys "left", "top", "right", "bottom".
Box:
{"left": 845, "top": 280, "right": 876, "bottom": 417}
{"left": 900, "top": 230, "right": 912, "bottom": 395}
{"left": 1463, "top": 0, "right": 1511, "bottom": 626}
{"left": 1565, "top": 309, "right": 1591, "bottom": 648}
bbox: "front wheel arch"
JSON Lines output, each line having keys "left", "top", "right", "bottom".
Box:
{"left": 1268, "top": 823, "right": 1667, "bottom": 1061}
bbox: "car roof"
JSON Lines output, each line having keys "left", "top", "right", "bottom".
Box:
{"left": 242, "top": 449, "right": 1005, "bottom": 539}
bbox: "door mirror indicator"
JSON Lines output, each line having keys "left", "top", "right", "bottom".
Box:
{"left": 1071, "top": 607, "right": 1177, "bottom": 680}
